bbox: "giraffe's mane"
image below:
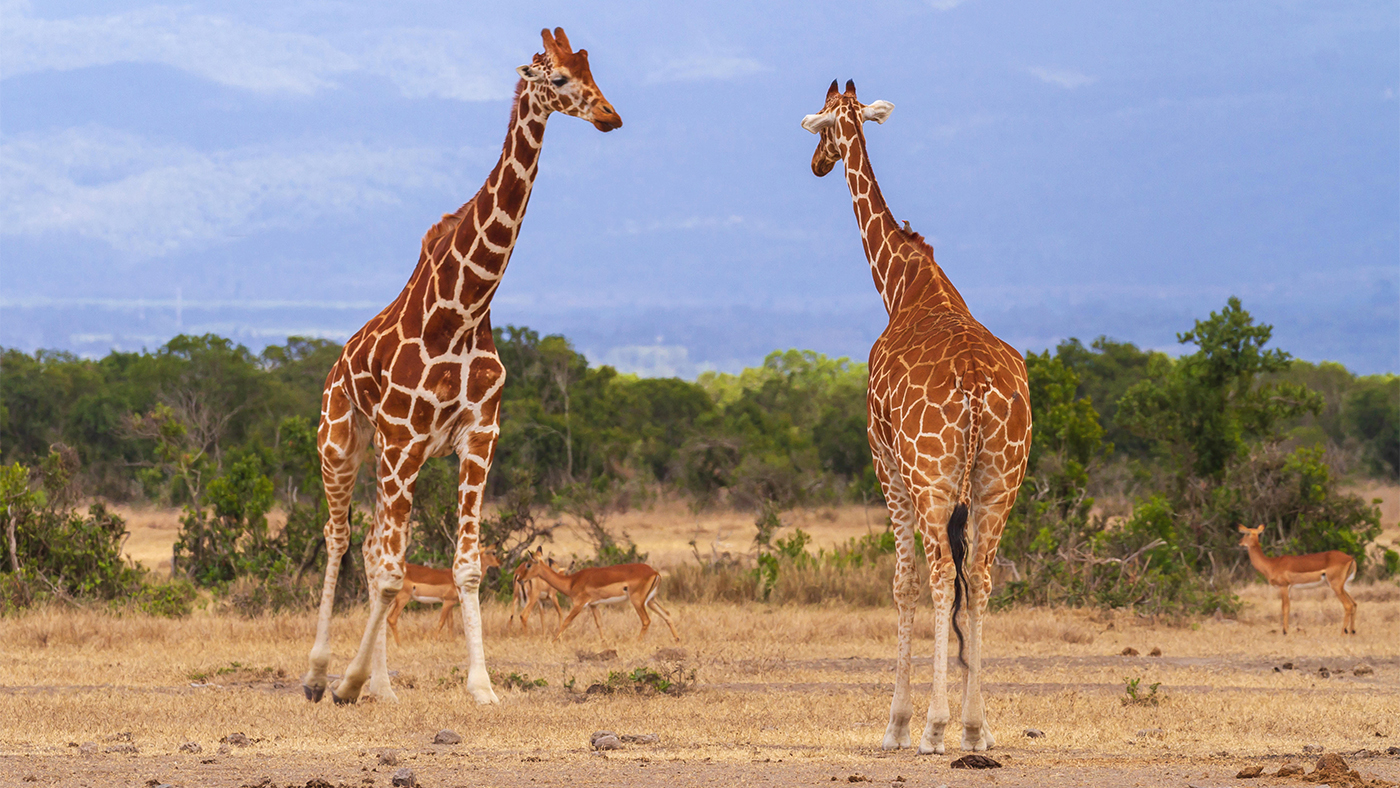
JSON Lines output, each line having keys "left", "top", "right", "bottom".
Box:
{"left": 419, "top": 77, "right": 534, "bottom": 259}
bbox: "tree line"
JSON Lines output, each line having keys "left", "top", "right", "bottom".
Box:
{"left": 1, "top": 298, "right": 1396, "bottom": 615}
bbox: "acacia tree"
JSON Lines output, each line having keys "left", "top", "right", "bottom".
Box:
{"left": 1117, "top": 297, "right": 1321, "bottom": 484}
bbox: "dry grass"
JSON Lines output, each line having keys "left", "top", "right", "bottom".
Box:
{"left": 37, "top": 491, "right": 1390, "bottom": 785}
{"left": 2, "top": 582, "right": 1396, "bottom": 761}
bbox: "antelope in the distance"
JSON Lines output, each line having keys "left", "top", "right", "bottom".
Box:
{"left": 519, "top": 555, "right": 680, "bottom": 643}
{"left": 1238, "top": 524, "right": 1357, "bottom": 635}
{"left": 509, "top": 548, "right": 564, "bottom": 633}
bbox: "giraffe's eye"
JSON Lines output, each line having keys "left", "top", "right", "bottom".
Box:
{"left": 551, "top": 75, "right": 569, "bottom": 87}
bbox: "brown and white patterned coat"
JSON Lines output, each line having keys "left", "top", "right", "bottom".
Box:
{"left": 802, "top": 80, "right": 1032, "bottom": 753}
{"left": 302, "top": 28, "right": 621, "bottom": 705}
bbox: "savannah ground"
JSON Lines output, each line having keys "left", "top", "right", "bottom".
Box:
{"left": 2, "top": 497, "right": 1398, "bottom": 788}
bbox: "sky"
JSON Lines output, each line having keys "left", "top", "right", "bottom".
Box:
{"left": 2, "top": 0, "right": 1397, "bottom": 376}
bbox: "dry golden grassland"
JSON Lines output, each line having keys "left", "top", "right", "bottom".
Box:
{"left": 14, "top": 489, "right": 1388, "bottom": 786}
{"left": 1, "top": 583, "right": 1397, "bottom": 788}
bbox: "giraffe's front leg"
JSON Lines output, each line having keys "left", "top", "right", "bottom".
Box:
{"left": 454, "top": 425, "right": 501, "bottom": 705}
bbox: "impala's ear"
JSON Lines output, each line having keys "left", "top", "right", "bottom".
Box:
{"left": 801, "top": 111, "right": 837, "bottom": 134}
{"left": 862, "top": 100, "right": 895, "bottom": 124}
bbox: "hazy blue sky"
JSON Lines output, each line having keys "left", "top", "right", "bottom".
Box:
{"left": 2, "top": 1, "right": 1397, "bottom": 375}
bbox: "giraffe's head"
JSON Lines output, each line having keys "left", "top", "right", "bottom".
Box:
{"left": 1237, "top": 524, "right": 1266, "bottom": 548}
{"left": 800, "top": 80, "right": 894, "bottom": 176}
{"left": 516, "top": 27, "right": 622, "bottom": 132}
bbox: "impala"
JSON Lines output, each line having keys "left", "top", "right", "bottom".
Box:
{"left": 1238, "top": 524, "right": 1357, "bottom": 634}
{"left": 509, "top": 549, "right": 564, "bottom": 633}
{"left": 520, "top": 555, "right": 680, "bottom": 643}
{"left": 387, "top": 552, "right": 500, "bottom": 646}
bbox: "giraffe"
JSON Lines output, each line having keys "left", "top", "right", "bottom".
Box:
{"left": 301, "top": 27, "right": 621, "bottom": 706}
{"left": 801, "top": 80, "right": 1032, "bottom": 754}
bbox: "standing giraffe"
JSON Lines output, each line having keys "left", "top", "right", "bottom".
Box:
{"left": 801, "top": 81, "right": 1031, "bottom": 753}
{"left": 302, "top": 27, "right": 621, "bottom": 706}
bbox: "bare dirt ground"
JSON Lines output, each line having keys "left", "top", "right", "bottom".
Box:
{"left": 2, "top": 584, "right": 1398, "bottom": 788}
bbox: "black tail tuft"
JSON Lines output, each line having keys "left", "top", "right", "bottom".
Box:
{"left": 947, "top": 502, "right": 970, "bottom": 670}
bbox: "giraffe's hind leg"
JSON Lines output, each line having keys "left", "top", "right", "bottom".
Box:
{"left": 332, "top": 437, "right": 428, "bottom": 704}
{"left": 960, "top": 490, "right": 1016, "bottom": 752}
{"left": 876, "top": 449, "right": 918, "bottom": 751}
{"left": 303, "top": 385, "right": 369, "bottom": 703}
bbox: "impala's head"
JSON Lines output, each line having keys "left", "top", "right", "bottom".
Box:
{"left": 800, "top": 79, "right": 894, "bottom": 177}
{"left": 1237, "top": 524, "right": 1265, "bottom": 548}
{"left": 516, "top": 27, "right": 621, "bottom": 132}
{"left": 517, "top": 547, "right": 555, "bottom": 581}
{"left": 480, "top": 549, "right": 501, "bottom": 570}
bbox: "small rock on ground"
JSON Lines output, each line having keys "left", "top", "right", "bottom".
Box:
{"left": 379, "top": 750, "right": 399, "bottom": 766}
{"left": 1121, "top": 647, "right": 1139, "bottom": 656}
{"left": 1023, "top": 728, "right": 1045, "bottom": 738}
{"left": 949, "top": 755, "right": 1002, "bottom": 769}
{"left": 1281, "top": 662, "right": 1294, "bottom": 670}
{"left": 178, "top": 742, "right": 202, "bottom": 754}
{"left": 1149, "top": 647, "right": 1162, "bottom": 656}
{"left": 433, "top": 729, "right": 461, "bottom": 745}
{"left": 845, "top": 775, "right": 871, "bottom": 783}
{"left": 1318, "top": 667, "right": 1332, "bottom": 678}
{"left": 1313, "top": 753, "right": 1351, "bottom": 775}
{"left": 619, "top": 733, "right": 659, "bottom": 744}
{"left": 1353, "top": 663, "right": 1374, "bottom": 676}
{"left": 103, "top": 743, "right": 138, "bottom": 754}
{"left": 391, "top": 767, "right": 416, "bottom": 787}
{"left": 221, "top": 732, "right": 251, "bottom": 747}
{"left": 1275, "top": 763, "right": 1304, "bottom": 777}
{"left": 590, "top": 731, "right": 622, "bottom": 751}
{"left": 1236, "top": 765, "right": 1264, "bottom": 778}
{"left": 1388, "top": 746, "right": 1400, "bottom": 755}
{"left": 1303, "top": 744, "right": 1324, "bottom": 753}
{"left": 576, "top": 649, "right": 618, "bottom": 662}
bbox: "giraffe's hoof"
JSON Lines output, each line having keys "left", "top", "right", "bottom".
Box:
{"left": 916, "top": 743, "right": 945, "bottom": 756}
{"left": 303, "top": 684, "right": 324, "bottom": 703}
{"left": 330, "top": 689, "right": 357, "bottom": 705}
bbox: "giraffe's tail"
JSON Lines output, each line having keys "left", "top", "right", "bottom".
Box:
{"left": 948, "top": 382, "right": 985, "bottom": 671}
{"left": 948, "top": 502, "right": 970, "bottom": 670}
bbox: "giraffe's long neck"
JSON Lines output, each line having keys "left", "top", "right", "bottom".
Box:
{"left": 837, "top": 115, "right": 969, "bottom": 318}
{"left": 431, "top": 81, "right": 551, "bottom": 322}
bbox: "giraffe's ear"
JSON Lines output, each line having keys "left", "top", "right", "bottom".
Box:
{"left": 862, "top": 100, "right": 895, "bottom": 124}
{"left": 801, "top": 111, "right": 837, "bottom": 134}
{"left": 516, "top": 64, "right": 546, "bottom": 83}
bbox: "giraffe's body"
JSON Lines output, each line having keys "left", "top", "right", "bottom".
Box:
{"left": 302, "top": 28, "right": 621, "bottom": 705}
{"left": 802, "top": 81, "right": 1031, "bottom": 753}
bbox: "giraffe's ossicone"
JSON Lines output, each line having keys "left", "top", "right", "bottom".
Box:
{"left": 301, "top": 27, "right": 621, "bottom": 707}
{"left": 802, "top": 80, "right": 1032, "bottom": 754}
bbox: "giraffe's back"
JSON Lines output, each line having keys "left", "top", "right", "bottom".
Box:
{"left": 867, "top": 308, "right": 1031, "bottom": 497}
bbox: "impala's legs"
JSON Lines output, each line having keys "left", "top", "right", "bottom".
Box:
{"left": 303, "top": 388, "right": 369, "bottom": 703}
{"left": 589, "top": 605, "right": 608, "bottom": 643}
{"left": 630, "top": 590, "right": 653, "bottom": 641}
{"left": 646, "top": 596, "right": 681, "bottom": 643}
{"left": 1331, "top": 563, "right": 1357, "bottom": 634}
{"left": 1280, "top": 585, "right": 1291, "bottom": 634}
